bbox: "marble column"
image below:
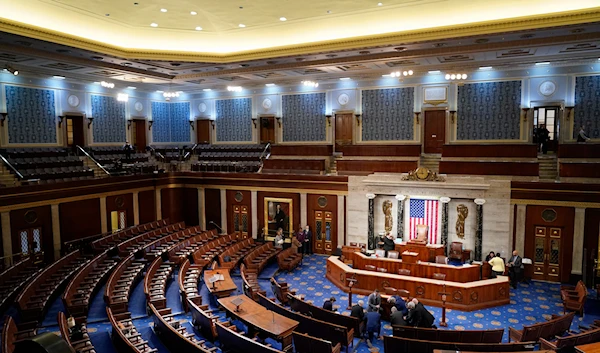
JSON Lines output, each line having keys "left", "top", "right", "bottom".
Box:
{"left": 197, "top": 187, "right": 206, "bottom": 229}
{"left": 300, "top": 193, "right": 307, "bottom": 228}
{"left": 367, "top": 193, "right": 376, "bottom": 250}
{"left": 133, "top": 191, "right": 140, "bottom": 225}
{"left": 220, "top": 189, "right": 227, "bottom": 234}
{"left": 337, "top": 195, "right": 345, "bottom": 245}
{"left": 474, "top": 199, "right": 486, "bottom": 261}
{"left": 100, "top": 197, "right": 108, "bottom": 233}
{"left": 440, "top": 197, "right": 451, "bottom": 256}
{"left": 1, "top": 212, "right": 12, "bottom": 266}
{"left": 395, "top": 194, "right": 406, "bottom": 240}
{"left": 251, "top": 190, "right": 258, "bottom": 239}
{"left": 572, "top": 207, "right": 586, "bottom": 275}
{"left": 51, "top": 204, "right": 61, "bottom": 260}
{"left": 515, "top": 204, "right": 526, "bottom": 255}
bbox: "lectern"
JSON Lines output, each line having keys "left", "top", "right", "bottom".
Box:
{"left": 438, "top": 284, "right": 449, "bottom": 327}
{"left": 347, "top": 275, "right": 358, "bottom": 310}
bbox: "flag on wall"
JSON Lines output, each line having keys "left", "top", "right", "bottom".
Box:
{"left": 409, "top": 199, "right": 439, "bottom": 244}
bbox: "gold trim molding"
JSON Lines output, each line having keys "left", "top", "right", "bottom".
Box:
{"left": 511, "top": 199, "right": 600, "bottom": 209}
{"left": 1, "top": 9, "right": 599, "bottom": 62}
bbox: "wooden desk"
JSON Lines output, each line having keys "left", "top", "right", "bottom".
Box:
{"left": 327, "top": 256, "right": 509, "bottom": 311}
{"left": 349, "top": 251, "right": 480, "bottom": 283}
{"left": 204, "top": 270, "right": 237, "bottom": 298}
{"left": 396, "top": 243, "right": 444, "bottom": 262}
{"left": 576, "top": 342, "right": 600, "bottom": 353}
{"left": 218, "top": 294, "right": 299, "bottom": 351}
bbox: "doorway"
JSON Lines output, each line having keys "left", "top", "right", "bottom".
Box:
{"left": 132, "top": 119, "right": 147, "bottom": 152}
{"left": 260, "top": 116, "right": 275, "bottom": 144}
{"left": 196, "top": 120, "right": 211, "bottom": 144}
{"left": 313, "top": 210, "right": 335, "bottom": 255}
{"left": 110, "top": 210, "right": 127, "bottom": 233}
{"left": 533, "top": 106, "right": 559, "bottom": 152}
{"left": 335, "top": 113, "right": 353, "bottom": 152}
{"left": 532, "top": 226, "right": 562, "bottom": 282}
{"left": 65, "top": 115, "right": 85, "bottom": 148}
{"left": 17, "top": 227, "right": 42, "bottom": 256}
{"left": 423, "top": 110, "right": 446, "bottom": 154}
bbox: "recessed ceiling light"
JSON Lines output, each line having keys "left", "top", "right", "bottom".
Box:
{"left": 160, "top": 8, "right": 167, "bottom": 12}
{"left": 535, "top": 62, "right": 550, "bottom": 66}
{"left": 190, "top": 11, "right": 197, "bottom": 15}
{"left": 128, "top": 86, "right": 137, "bottom": 89}
{"left": 428, "top": 70, "right": 441, "bottom": 74}
{"left": 195, "top": 26, "right": 203, "bottom": 31}
{"left": 94, "top": 82, "right": 101, "bottom": 85}
{"left": 479, "top": 66, "right": 493, "bottom": 70}
{"left": 238, "top": 24, "right": 246, "bottom": 28}
{"left": 339, "top": 77, "right": 351, "bottom": 80}
{"left": 150, "top": 23, "right": 158, "bottom": 27}
{"left": 381, "top": 74, "right": 391, "bottom": 77}
{"left": 280, "top": 17, "right": 287, "bottom": 21}
{"left": 378, "top": 2, "right": 383, "bottom": 6}
{"left": 265, "top": 83, "right": 276, "bottom": 87}
{"left": 156, "top": 90, "right": 164, "bottom": 93}
{"left": 203, "top": 88, "right": 212, "bottom": 91}
{"left": 53, "top": 75, "right": 65, "bottom": 80}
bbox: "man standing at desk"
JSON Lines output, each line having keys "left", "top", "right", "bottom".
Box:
{"left": 508, "top": 250, "right": 523, "bottom": 289}
{"left": 383, "top": 233, "right": 395, "bottom": 256}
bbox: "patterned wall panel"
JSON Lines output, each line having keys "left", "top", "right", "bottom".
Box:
{"left": 151, "top": 102, "right": 170, "bottom": 143}
{"left": 282, "top": 93, "right": 326, "bottom": 142}
{"left": 215, "top": 98, "right": 252, "bottom": 142}
{"left": 361, "top": 87, "right": 414, "bottom": 141}
{"left": 574, "top": 75, "right": 600, "bottom": 139}
{"left": 90, "top": 95, "right": 126, "bottom": 143}
{"left": 457, "top": 81, "right": 522, "bottom": 140}
{"left": 169, "top": 102, "right": 191, "bottom": 142}
{"left": 5, "top": 85, "right": 57, "bottom": 144}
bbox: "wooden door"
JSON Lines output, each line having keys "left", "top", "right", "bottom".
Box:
{"left": 66, "top": 116, "right": 85, "bottom": 147}
{"left": 335, "top": 113, "right": 353, "bottom": 152}
{"left": 314, "top": 210, "right": 335, "bottom": 255}
{"left": 532, "top": 226, "right": 562, "bottom": 282}
{"left": 133, "top": 119, "right": 147, "bottom": 152}
{"left": 232, "top": 205, "right": 249, "bottom": 239}
{"left": 424, "top": 110, "right": 446, "bottom": 154}
{"left": 196, "top": 120, "right": 211, "bottom": 144}
{"left": 260, "top": 116, "right": 275, "bottom": 144}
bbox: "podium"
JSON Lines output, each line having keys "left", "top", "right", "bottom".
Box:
{"left": 396, "top": 242, "right": 444, "bottom": 262}
{"left": 401, "top": 251, "right": 419, "bottom": 264}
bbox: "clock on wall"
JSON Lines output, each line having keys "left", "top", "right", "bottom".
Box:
{"left": 337, "top": 93, "right": 350, "bottom": 106}
{"left": 198, "top": 102, "right": 207, "bottom": 113}
{"left": 67, "top": 94, "right": 80, "bottom": 108}
{"left": 262, "top": 98, "right": 272, "bottom": 110}
{"left": 539, "top": 80, "right": 557, "bottom": 97}
{"left": 134, "top": 101, "right": 144, "bottom": 112}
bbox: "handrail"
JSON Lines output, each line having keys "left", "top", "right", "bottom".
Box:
{"left": 75, "top": 145, "right": 110, "bottom": 175}
{"left": 0, "top": 153, "right": 24, "bottom": 179}
{"left": 259, "top": 142, "right": 271, "bottom": 160}
{"left": 183, "top": 143, "right": 198, "bottom": 160}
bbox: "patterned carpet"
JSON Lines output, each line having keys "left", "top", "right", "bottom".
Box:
{"left": 28, "top": 254, "right": 600, "bottom": 353}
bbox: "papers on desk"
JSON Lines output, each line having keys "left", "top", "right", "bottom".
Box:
{"left": 208, "top": 273, "right": 224, "bottom": 283}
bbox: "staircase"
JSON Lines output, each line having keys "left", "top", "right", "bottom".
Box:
{"left": 0, "top": 164, "right": 19, "bottom": 187}
{"left": 419, "top": 154, "right": 441, "bottom": 173}
{"left": 80, "top": 157, "right": 110, "bottom": 178}
{"left": 538, "top": 154, "right": 558, "bottom": 181}
{"left": 328, "top": 153, "right": 342, "bottom": 175}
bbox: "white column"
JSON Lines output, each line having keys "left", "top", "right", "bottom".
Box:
{"left": 198, "top": 187, "right": 206, "bottom": 229}
{"left": 1, "top": 212, "right": 12, "bottom": 265}
{"left": 300, "top": 193, "right": 308, "bottom": 228}
{"left": 572, "top": 207, "right": 586, "bottom": 275}
{"left": 515, "top": 204, "right": 526, "bottom": 255}
{"left": 133, "top": 191, "right": 140, "bottom": 225}
{"left": 251, "top": 190, "right": 258, "bottom": 239}
{"left": 155, "top": 188, "right": 162, "bottom": 220}
{"left": 337, "top": 195, "right": 345, "bottom": 246}
{"left": 51, "top": 204, "right": 61, "bottom": 260}
{"left": 220, "top": 189, "right": 227, "bottom": 234}
{"left": 100, "top": 197, "right": 108, "bottom": 233}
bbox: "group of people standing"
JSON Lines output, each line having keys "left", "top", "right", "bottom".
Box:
{"left": 272, "top": 224, "right": 312, "bottom": 254}
{"left": 485, "top": 249, "right": 524, "bottom": 289}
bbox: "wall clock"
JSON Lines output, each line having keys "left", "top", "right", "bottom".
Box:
{"left": 67, "top": 94, "right": 80, "bottom": 108}
{"left": 198, "top": 102, "right": 207, "bottom": 113}
{"left": 539, "top": 80, "right": 557, "bottom": 97}
{"left": 337, "top": 93, "right": 350, "bottom": 106}
{"left": 262, "top": 98, "right": 272, "bottom": 110}
{"left": 134, "top": 101, "right": 144, "bottom": 112}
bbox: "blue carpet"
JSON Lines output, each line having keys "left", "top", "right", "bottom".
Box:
{"left": 87, "top": 321, "right": 118, "bottom": 353}
{"left": 129, "top": 278, "right": 148, "bottom": 317}
{"left": 133, "top": 316, "right": 169, "bottom": 352}
{"left": 166, "top": 273, "right": 183, "bottom": 314}
{"left": 88, "top": 285, "right": 109, "bottom": 322}
{"left": 41, "top": 291, "right": 66, "bottom": 327}
{"left": 257, "top": 261, "right": 280, "bottom": 280}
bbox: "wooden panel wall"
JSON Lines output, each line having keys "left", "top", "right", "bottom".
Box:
{"left": 524, "top": 205, "right": 574, "bottom": 283}
{"left": 558, "top": 143, "right": 600, "bottom": 158}
{"left": 138, "top": 190, "right": 156, "bottom": 224}
{"left": 583, "top": 208, "right": 600, "bottom": 284}
{"left": 307, "top": 193, "right": 338, "bottom": 253}
{"left": 226, "top": 190, "right": 252, "bottom": 235}
{"left": 161, "top": 188, "right": 199, "bottom": 226}
{"left": 270, "top": 145, "right": 332, "bottom": 156}
{"left": 59, "top": 199, "right": 102, "bottom": 243}
{"left": 343, "top": 144, "right": 421, "bottom": 157}
{"left": 559, "top": 163, "right": 600, "bottom": 178}
{"left": 442, "top": 144, "right": 538, "bottom": 158}
{"left": 257, "top": 191, "right": 300, "bottom": 236}
{"left": 105, "top": 193, "right": 134, "bottom": 228}
{"left": 440, "top": 161, "right": 539, "bottom": 176}
{"left": 262, "top": 159, "right": 325, "bottom": 173}
{"left": 204, "top": 188, "right": 222, "bottom": 231}
{"left": 337, "top": 160, "right": 418, "bottom": 175}
{"left": 10, "top": 206, "right": 53, "bottom": 261}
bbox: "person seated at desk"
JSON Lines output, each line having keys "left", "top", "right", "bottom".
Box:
{"left": 323, "top": 296, "right": 336, "bottom": 311}
{"left": 350, "top": 300, "right": 366, "bottom": 335}
{"left": 488, "top": 251, "right": 505, "bottom": 278}
{"left": 367, "top": 288, "right": 382, "bottom": 313}
{"left": 485, "top": 251, "right": 495, "bottom": 262}
{"left": 390, "top": 306, "right": 408, "bottom": 326}
{"left": 387, "top": 295, "right": 408, "bottom": 316}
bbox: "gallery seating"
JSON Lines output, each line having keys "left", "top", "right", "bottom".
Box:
{"left": 215, "top": 321, "right": 283, "bottom": 353}
{"left": 58, "top": 311, "right": 95, "bottom": 353}
{"left": 277, "top": 247, "right": 302, "bottom": 272}
{"left": 539, "top": 327, "right": 600, "bottom": 352}
{"left": 243, "top": 243, "right": 281, "bottom": 273}
{"left": 560, "top": 280, "right": 587, "bottom": 315}
{"left": 292, "top": 331, "right": 341, "bottom": 353}
{"left": 270, "top": 277, "right": 295, "bottom": 305}
{"left": 1, "top": 315, "right": 37, "bottom": 353}
{"left": 191, "top": 144, "right": 266, "bottom": 173}
{"left": 0, "top": 256, "right": 43, "bottom": 314}
{"left": 217, "top": 238, "right": 259, "bottom": 270}
{"left": 508, "top": 312, "right": 575, "bottom": 343}
{"left": 383, "top": 335, "right": 536, "bottom": 353}
{"left": 105, "top": 254, "right": 146, "bottom": 314}
{"left": 261, "top": 159, "right": 325, "bottom": 175}
{"left": 392, "top": 325, "right": 504, "bottom": 343}
{"left": 107, "top": 307, "right": 157, "bottom": 353}
{"left": 91, "top": 220, "right": 169, "bottom": 252}
{"left": 144, "top": 257, "right": 174, "bottom": 308}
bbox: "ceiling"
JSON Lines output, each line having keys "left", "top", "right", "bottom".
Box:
{"left": 0, "top": 2, "right": 599, "bottom": 93}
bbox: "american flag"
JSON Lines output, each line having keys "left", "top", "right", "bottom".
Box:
{"left": 409, "top": 199, "right": 439, "bottom": 244}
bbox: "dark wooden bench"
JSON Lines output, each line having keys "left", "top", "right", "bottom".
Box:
{"left": 561, "top": 280, "right": 587, "bottom": 315}
{"left": 243, "top": 243, "right": 280, "bottom": 273}
{"left": 270, "top": 277, "right": 294, "bottom": 305}
{"left": 218, "top": 238, "right": 258, "bottom": 270}
{"left": 92, "top": 219, "right": 168, "bottom": 252}
{"left": 383, "top": 335, "right": 536, "bottom": 353}
{"left": 0, "top": 256, "right": 43, "bottom": 315}
{"left": 107, "top": 307, "right": 157, "bottom": 353}
{"left": 293, "top": 331, "right": 341, "bottom": 353}
{"left": 58, "top": 311, "right": 95, "bottom": 353}
{"left": 540, "top": 327, "right": 600, "bottom": 353}
{"left": 105, "top": 254, "right": 146, "bottom": 314}
{"left": 392, "top": 325, "right": 504, "bottom": 343}
{"left": 215, "top": 322, "right": 283, "bottom": 353}
{"left": 277, "top": 247, "right": 302, "bottom": 272}
{"left": 241, "top": 264, "right": 266, "bottom": 301}
{"left": 508, "top": 312, "right": 575, "bottom": 343}
{"left": 2, "top": 315, "right": 37, "bottom": 353}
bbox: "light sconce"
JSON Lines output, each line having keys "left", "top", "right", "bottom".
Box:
{"left": 390, "top": 70, "right": 413, "bottom": 77}
{"left": 127, "top": 119, "right": 132, "bottom": 130}
{"left": 210, "top": 120, "right": 215, "bottom": 130}
{"left": 148, "top": 120, "right": 154, "bottom": 130}
{"left": 414, "top": 112, "right": 421, "bottom": 125}
{"left": 275, "top": 117, "right": 282, "bottom": 128}
{"left": 251, "top": 117, "right": 258, "bottom": 128}
{"left": 189, "top": 120, "right": 195, "bottom": 130}
{"left": 87, "top": 117, "right": 94, "bottom": 129}
{"left": 101, "top": 81, "right": 114, "bottom": 89}
{"left": 564, "top": 106, "right": 574, "bottom": 121}
{"left": 449, "top": 110, "right": 457, "bottom": 123}
{"left": 445, "top": 73, "right": 468, "bottom": 80}
{"left": 227, "top": 86, "right": 242, "bottom": 92}
{"left": 302, "top": 81, "right": 319, "bottom": 88}
{"left": 326, "top": 114, "right": 332, "bottom": 127}
{"left": 521, "top": 107, "right": 530, "bottom": 122}
{"left": 163, "top": 91, "right": 180, "bottom": 98}
{"left": 58, "top": 116, "right": 65, "bottom": 128}
{"left": 0, "top": 113, "right": 7, "bottom": 126}
{"left": 355, "top": 113, "right": 362, "bottom": 126}
{"left": 3, "top": 65, "right": 18, "bottom": 76}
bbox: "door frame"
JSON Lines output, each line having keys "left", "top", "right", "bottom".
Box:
{"left": 195, "top": 118, "right": 212, "bottom": 144}
{"left": 258, "top": 114, "right": 276, "bottom": 144}
{"left": 130, "top": 116, "right": 148, "bottom": 151}
{"left": 62, "top": 112, "right": 87, "bottom": 147}
{"left": 332, "top": 109, "right": 356, "bottom": 154}
{"left": 420, "top": 107, "right": 448, "bottom": 155}
{"left": 529, "top": 100, "right": 566, "bottom": 143}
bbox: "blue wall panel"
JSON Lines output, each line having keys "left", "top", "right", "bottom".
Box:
{"left": 5, "top": 85, "right": 57, "bottom": 144}
{"left": 215, "top": 98, "right": 252, "bottom": 142}
{"left": 91, "top": 95, "right": 127, "bottom": 143}
{"left": 574, "top": 75, "right": 600, "bottom": 139}
{"left": 361, "top": 87, "right": 414, "bottom": 141}
{"left": 282, "top": 93, "right": 326, "bottom": 142}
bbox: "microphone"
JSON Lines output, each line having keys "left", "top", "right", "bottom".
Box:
{"left": 209, "top": 221, "right": 224, "bottom": 233}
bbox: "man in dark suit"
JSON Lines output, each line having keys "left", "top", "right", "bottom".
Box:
{"left": 387, "top": 295, "right": 408, "bottom": 316}
{"left": 123, "top": 141, "right": 134, "bottom": 160}
{"left": 383, "top": 233, "right": 395, "bottom": 256}
{"left": 350, "top": 300, "right": 366, "bottom": 336}
{"left": 322, "top": 297, "right": 336, "bottom": 311}
{"left": 275, "top": 204, "right": 286, "bottom": 231}
{"left": 365, "top": 310, "right": 381, "bottom": 343}
{"left": 406, "top": 299, "right": 435, "bottom": 328}
{"left": 390, "top": 306, "right": 408, "bottom": 326}
{"left": 508, "top": 250, "right": 523, "bottom": 289}
{"left": 303, "top": 225, "right": 312, "bottom": 255}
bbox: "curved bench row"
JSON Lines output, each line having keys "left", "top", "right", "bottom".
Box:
{"left": 0, "top": 256, "right": 44, "bottom": 314}
{"left": 116, "top": 222, "right": 186, "bottom": 256}
{"left": 91, "top": 219, "right": 169, "bottom": 252}
{"left": 217, "top": 238, "right": 260, "bottom": 270}
{"left": 243, "top": 242, "right": 280, "bottom": 273}
{"left": 2, "top": 315, "right": 37, "bottom": 353}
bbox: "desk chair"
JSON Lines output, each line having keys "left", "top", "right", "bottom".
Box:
{"left": 387, "top": 251, "right": 399, "bottom": 259}
{"left": 375, "top": 249, "right": 386, "bottom": 257}
{"left": 433, "top": 273, "right": 446, "bottom": 280}
{"left": 449, "top": 242, "right": 463, "bottom": 262}
{"left": 435, "top": 255, "right": 448, "bottom": 264}
{"left": 397, "top": 269, "right": 411, "bottom": 276}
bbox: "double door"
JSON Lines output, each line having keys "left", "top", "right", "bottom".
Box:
{"left": 533, "top": 226, "right": 562, "bottom": 282}
{"left": 232, "top": 205, "right": 249, "bottom": 239}
{"left": 313, "top": 210, "right": 334, "bottom": 254}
